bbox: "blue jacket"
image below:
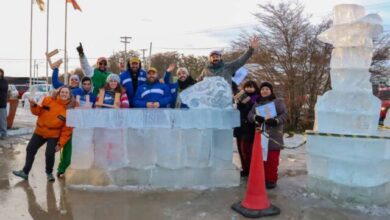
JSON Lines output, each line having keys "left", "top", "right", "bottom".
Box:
{"left": 119, "top": 69, "right": 147, "bottom": 106}
{"left": 51, "top": 68, "right": 79, "bottom": 96}
{"left": 73, "top": 88, "right": 96, "bottom": 107}
{"left": 133, "top": 81, "right": 172, "bottom": 108}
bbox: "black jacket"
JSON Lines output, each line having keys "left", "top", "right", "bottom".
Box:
{"left": 0, "top": 78, "right": 8, "bottom": 108}
{"left": 234, "top": 100, "right": 256, "bottom": 141}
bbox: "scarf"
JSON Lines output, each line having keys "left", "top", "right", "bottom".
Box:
{"left": 178, "top": 76, "right": 196, "bottom": 91}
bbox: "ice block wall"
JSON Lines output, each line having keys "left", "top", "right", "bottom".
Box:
{"left": 65, "top": 109, "right": 240, "bottom": 188}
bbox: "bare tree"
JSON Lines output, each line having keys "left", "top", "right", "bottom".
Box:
{"left": 370, "top": 33, "right": 390, "bottom": 95}
{"left": 150, "top": 52, "right": 181, "bottom": 77}
{"left": 178, "top": 54, "right": 208, "bottom": 79}
{"left": 233, "top": 1, "right": 332, "bottom": 131}
{"left": 150, "top": 52, "right": 208, "bottom": 79}
{"left": 108, "top": 50, "right": 141, "bottom": 74}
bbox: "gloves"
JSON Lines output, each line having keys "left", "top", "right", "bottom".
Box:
{"left": 76, "top": 42, "right": 84, "bottom": 57}
{"left": 265, "top": 118, "right": 278, "bottom": 127}
{"left": 255, "top": 115, "right": 265, "bottom": 124}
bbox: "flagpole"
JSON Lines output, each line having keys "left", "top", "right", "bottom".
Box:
{"left": 29, "top": 0, "right": 34, "bottom": 87}
{"left": 64, "top": 0, "right": 68, "bottom": 85}
{"left": 46, "top": 0, "right": 50, "bottom": 85}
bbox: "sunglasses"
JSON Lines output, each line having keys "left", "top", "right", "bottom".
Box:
{"left": 99, "top": 62, "right": 107, "bottom": 66}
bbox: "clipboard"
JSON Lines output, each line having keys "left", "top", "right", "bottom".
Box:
{"left": 255, "top": 101, "right": 277, "bottom": 119}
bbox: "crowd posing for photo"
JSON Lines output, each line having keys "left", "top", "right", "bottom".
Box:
{"left": 10, "top": 36, "right": 287, "bottom": 190}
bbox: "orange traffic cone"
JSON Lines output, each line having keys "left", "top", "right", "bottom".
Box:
{"left": 231, "top": 131, "right": 281, "bottom": 218}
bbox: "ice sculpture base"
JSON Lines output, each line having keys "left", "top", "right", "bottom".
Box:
{"left": 65, "top": 109, "right": 240, "bottom": 189}
{"left": 65, "top": 166, "right": 239, "bottom": 188}
{"left": 315, "top": 90, "right": 381, "bottom": 134}
{"left": 306, "top": 130, "right": 390, "bottom": 204}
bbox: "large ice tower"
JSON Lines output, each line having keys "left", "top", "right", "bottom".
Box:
{"left": 307, "top": 4, "right": 390, "bottom": 204}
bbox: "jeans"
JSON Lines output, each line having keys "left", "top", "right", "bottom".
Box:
{"left": 23, "top": 133, "right": 58, "bottom": 175}
{"left": 0, "top": 108, "right": 7, "bottom": 137}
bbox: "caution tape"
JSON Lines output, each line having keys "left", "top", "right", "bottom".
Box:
{"left": 262, "top": 128, "right": 390, "bottom": 149}
{"left": 305, "top": 131, "right": 390, "bottom": 140}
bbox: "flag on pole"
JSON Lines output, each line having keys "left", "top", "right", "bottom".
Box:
{"left": 36, "top": 0, "right": 45, "bottom": 11}
{"left": 67, "top": 0, "right": 82, "bottom": 11}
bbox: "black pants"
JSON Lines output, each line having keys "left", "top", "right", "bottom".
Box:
{"left": 23, "top": 133, "right": 58, "bottom": 175}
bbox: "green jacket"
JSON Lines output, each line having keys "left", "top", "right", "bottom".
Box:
{"left": 91, "top": 69, "right": 110, "bottom": 96}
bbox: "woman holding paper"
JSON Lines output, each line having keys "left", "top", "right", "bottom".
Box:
{"left": 234, "top": 80, "right": 259, "bottom": 177}
{"left": 248, "top": 81, "right": 287, "bottom": 189}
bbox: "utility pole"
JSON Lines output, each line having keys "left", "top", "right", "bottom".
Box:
{"left": 148, "top": 42, "right": 153, "bottom": 68}
{"left": 140, "top": 48, "right": 148, "bottom": 68}
{"left": 33, "top": 59, "right": 36, "bottom": 84}
{"left": 120, "top": 36, "right": 132, "bottom": 64}
{"left": 29, "top": 0, "right": 34, "bottom": 87}
{"left": 35, "top": 62, "right": 39, "bottom": 82}
{"left": 46, "top": 0, "right": 50, "bottom": 84}
{"left": 64, "top": 0, "right": 68, "bottom": 85}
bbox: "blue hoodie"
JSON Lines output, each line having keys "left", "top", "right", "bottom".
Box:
{"left": 133, "top": 80, "right": 172, "bottom": 108}
{"left": 119, "top": 69, "right": 147, "bottom": 106}
{"left": 72, "top": 87, "right": 96, "bottom": 107}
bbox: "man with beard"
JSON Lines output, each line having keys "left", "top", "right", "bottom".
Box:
{"left": 162, "top": 64, "right": 196, "bottom": 108}
{"left": 119, "top": 57, "right": 147, "bottom": 106}
{"left": 133, "top": 67, "right": 171, "bottom": 108}
{"left": 197, "top": 36, "right": 260, "bottom": 85}
{"left": 76, "top": 43, "right": 111, "bottom": 96}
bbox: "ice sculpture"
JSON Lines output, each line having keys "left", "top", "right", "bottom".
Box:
{"left": 65, "top": 77, "right": 240, "bottom": 188}
{"left": 307, "top": 4, "right": 390, "bottom": 205}
{"left": 315, "top": 4, "right": 382, "bottom": 133}
{"left": 180, "top": 76, "right": 233, "bottom": 109}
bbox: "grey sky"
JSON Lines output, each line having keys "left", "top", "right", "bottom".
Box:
{"left": 0, "top": 0, "right": 389, "bottom": 77}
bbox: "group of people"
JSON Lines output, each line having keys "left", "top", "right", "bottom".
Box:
{"left": 10, "top": 36, "right": 287, "bottom": 189}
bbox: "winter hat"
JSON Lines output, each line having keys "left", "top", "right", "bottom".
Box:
{"left": 259, "top": 81, "right": 273, "bottom": 93}
{"left": 257, "top": 81, "right": 276, "bottom": 102}
{"left": 129, "top": 57, "right": 141, "bottom": 64}
{"left": 106, "top": 73, "right": 120, "bottom": 83}
{"left": 69, "top": 74, "right": 80, "bottom": 81}
{"left": 96, "top": 57, "right": 108, "bottom": 65}
{"left": 209, "top": 50, "right": 222, "bottom": 57}
{"left": 176, "top": 67, "right": 190, "bottom": 77}
{"left": 148, "top": 67, "right": 158, "bottom": 74}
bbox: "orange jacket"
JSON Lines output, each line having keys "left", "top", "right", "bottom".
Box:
{"left": 30, "top": 96, "right": 73, "bottom": 148}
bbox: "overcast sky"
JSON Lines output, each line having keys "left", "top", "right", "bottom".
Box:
{"left": 0, "top": 0, "right": 389, "bottom": 77}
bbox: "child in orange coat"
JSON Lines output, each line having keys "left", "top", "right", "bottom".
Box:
{"left": 13, "top": 86, "right": 75, "bottom": 182}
